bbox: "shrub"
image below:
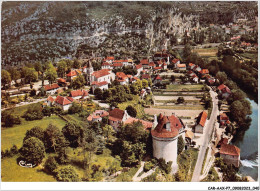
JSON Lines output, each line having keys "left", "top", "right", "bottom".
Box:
{"left": 1, "top": 111, "right": 21, "bottom": 127}
{"left": 177, "top": 136, "right": 185, "bottom": 155}
{"left": 24, "top": 126, "right": 45, "bottom": 142}
{"left": 44, "top": 156, "right": 58, "bottom": 174}
{"left": 144, "top": 161, "right": 154, "bottom": 172}
{"left": 126, "top": 105, "right": 137, "bottom": 117}
{"left": 68, "top": 102, "right": 82, "bottom": 114}
{"left": 23, "top": 104, "right": 43, "bottom": 121}
{"left": 55, "top": 166, "right": 80, "bottom": 182}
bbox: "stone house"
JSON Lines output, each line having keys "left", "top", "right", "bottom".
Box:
{"left": 219, "top": 144, "right": 240, "bottom": 167}
{"left": 195, "top": 111, "right": 207, "bottom": 134}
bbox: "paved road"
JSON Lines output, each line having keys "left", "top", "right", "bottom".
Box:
{"left": 1, "top": 98, "right": 46, "bottom": 111}
{"left": 191, "top": 88, "right": 219, "bottom": 182}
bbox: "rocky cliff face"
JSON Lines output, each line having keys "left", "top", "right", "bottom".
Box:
{"left": 1, "top": 2, "right": 257, "bottom": 66}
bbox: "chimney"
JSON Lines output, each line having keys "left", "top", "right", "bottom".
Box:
{"left": 153, "top": 114, "right": 158, "bottom": 129}
{"left": 166, "top": 122, "right": 171, "bottom": 132}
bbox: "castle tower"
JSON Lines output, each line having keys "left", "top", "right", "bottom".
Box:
{"left": 151, "top": 113, "right": 185, "bottom": 173}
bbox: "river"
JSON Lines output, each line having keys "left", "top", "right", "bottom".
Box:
{"left": 232, "top": 99, "right": 258, "bottom": 181}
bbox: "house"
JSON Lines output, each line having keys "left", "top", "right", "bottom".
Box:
{"left": 54, "top": 96, "right": 73, "bottom": 111}
{"left": 191, "top": 74, "right": 199, "bottom": 83}
{"left": 176, "top": 64, "right": 186, "bottom": 71}
{"left": 140, "top": 89, "right": 147, "bottom": 99}
{"left": 217, "top": 137, "right": 229, "bottom": 148}
{"left": 141, "top": 74, "right": 151, "bottom": 80}
{"left": 135, "top": 64, "right": 143, "bottom": 76}
{"left": 91, "top": 81, "right": 108, "bottom": 92}
{"left": 219, "top": 144, "right": 240, "bottom": 167}
{"left": 218, "top": 84, "right": 232, "bottom": 99}
{"left": 57, "top": 78, "right": 67, "bottom": 87}
{"left": 153, "top": 52, "right": 170, "bottom": 63}
{"left": 116, "top": 72, "right": 129, "bottom": 85}
{"left": 193, "top": 65, "right": 202, "bottom": 73}
{"left": 185, "top": 130, "right": 194, "bottom": 145}
{"left": 140, "top": 59, "right": 150, "bottom": 69}
{"left": 206, "top": 77, "right": 216, "bottom": 86}
{"left": 162, "top": 63, "right": 167, "bottom": 70}
{"left": 153, "top": 66, "right": 163, "bottom": 73}
{"left": 153, "top": 75, "right": 162, "bottom": 84}
{"left": 91, "top": 69, "right": 111, "bottom": 84}
{"left": 87, "top": 110, "right": 109, "bottom": 123}
{"left": 103, "top": 56, "right": 114, "bottom": 64}
{"left": 44, "top": 83, "right": 60, "bottom": 95}
{"left": 66, "top": 70, "right": 81, "bottom": 81}
{"left": 112, "top": 62, "right": 123, "bottom": 69}
{"left": 108, "top": 108, "right": 130, "bottom": 129}
{"left": 69, "top": 89, "right": 89, "bottom": 100}
{"left": 172, "top": 58, "right": 180, "bottom": 68}
{"left": 199, "top": 69, "right": 209, "bottom": 78}
{"left": 195, "top": 111, "right": 207, "bottom": 134}
{"left": 101, "top": 62, "right": 112, "bottom": 70}
{"left": 124, "top": 117, "right": 153, "bottom": 131}
{"left": 44, "top": 96, "right": 55, "bottom": 107}
{"left": 149, "top": 62, "right": 155, "bottom": 70}
{"left": 188, "top": 63, "right": 195, "bottom": 70}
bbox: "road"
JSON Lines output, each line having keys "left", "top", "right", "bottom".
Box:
{"left": 191, "top": 88, "right": 219, "bottom": 182}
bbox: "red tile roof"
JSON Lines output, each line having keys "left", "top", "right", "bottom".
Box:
{"left": 172, "top": 58, "right": 180, "bottom": 64}
{"left": 55, "top": 96, "right": 72, "bottom": 106}
{"left": 136, "top": 64, "right": 143, "bottom": 69}
{"left": 154, "top": 75, "right": 162, "bottom": 80}
{"left": 112, "top": 63, "right": 123, "bottom": 67}
{"left": 116, "top": 72, "right": 128, "bottom": 81}
{"left": 149, "top": 62, "right": 155, "bottom": 67}
{"left": 151, "top": 114, "right": 184, "bottom": 138}
{"left": 154, "top": 66, "right": 162, "bottom": 70}
{"left": 220, "top": 113, "right": 229, "bottom": 121}
{"left": 124, "top": 117, "right": 153, "bottom": 130}
{"left": 67, "top": 70, "right": 78, "bottom": 77}
{"left": 141, "top": 74, "right": 151, "bottom": 79}
{"left": 47, "top": 96, "right": 54, "bottom": 102}
{"left": 218, "top": 84, "right": 231, "bottom": 94}
{"left": 218, "top": 138, "right": 228, "bottom": 146}
{"left": 140, "top": 59, "right": 149, "bottom": 65}
{"left": 106, "top": 56, "right": 114, "bottom": 60}
{"left": 200, "top": 69, "right": 209, "bottom": 74}
{"left": 177, "top": 64, "right": 186, "bottom": 68}
{"left": 70, "top": 89, "right": 88, "bottom": 98}
{"left": 44, "top": 83, "right": 60, "bottom": 91}
{"left": 102, "top": 62, "right": 110, "bottom": 66}
{"left": 108, "top": 108, "right": 125, "bottom": 122}
{"left": 92, "top": 69, "right": 110, "bottom": 78}
{"left": 198, "top": 111, "right": 207, "bottom": 127}
{"left": 58, "top": 78, "right": 66, "bottom": 83}
{"left": 220, "top": 144, "right": 240, "bottom": 156}
{"left": 92, "top": 81, "right": 108, "bottom": 87}
{"left": 87, "top": 110, "right": 109, "bottom": 121}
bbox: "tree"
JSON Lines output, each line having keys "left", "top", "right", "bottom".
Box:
{"left": 62, "top": 123, "right": 83, "bottom": 148}
{"left": 57, "top": 60, "right": 67, "bottom": 78}
{"left": 24, "top": 126, "right": 45, "bottom": 142}
{"left": 230, "top": 100, "right": 252, "bottom": 126}
{"left": 126, "top": 105, "right": 137, "bottom": 117}
{"left": 55, "top": 166, "right": 80, "bottom": 182}
{"left": 103, "top": 89, "right": 112, "bottom": 101}
{"left": 142, "top": 79, "right": 148, "bottom": 88}
{"left": 72, "top": 75, "right": 85, "bottom": 89}
{"left": 44, "top": 124, "right": 68, "bottom": 153}
{"left": 45, "top": 63, "right": 58, "bottom": 84}
{"left": 38, "top": 87, "right": 46, "bottom": 96}
{"left": 7, "top": 67, "right": 21, "bottom": 84}
{"left": 34, "top": 62, "right": 42, "bottom": 78}
{"left": 1, "top": 70, "right": 11, "bottom": 90}
{"left": 44, "top": 156, "right": 58, "bottom": 174}
{"left": 20, "top": 137, "right": 45, "bottom": 165}
{"left": 94, "top": 88, "right": 103, "bottom": 100}
{"left": 177, "top": 136, "right": 185, "bottom": 155}
{"left": 1, "top": 111, "right": 21, "bottom": 127}
{"left": 231, "top": 89, "right": 245, "bottom": 102}
{"left": 183, "top": 43, "right": 192, "bottom": 60}
{"left": 68, "top": 102, "right": 82, "bottom": 114}
{"left": 216, "top": 71, "right": 228, "bottom": 84}
{"left": 171, "top": 75, "right": 176, "bottom": 82}
{"left": 73, "top": 59, "right": 81, "bottom": 69}
{"left": 23, "top": 104, "right": 43, "bottom": 121}
{"left": 22, "top": 67, "right": 38, "bottom": 84}
{"left": 177, "top": 97, "right": 185, "bottom": 104}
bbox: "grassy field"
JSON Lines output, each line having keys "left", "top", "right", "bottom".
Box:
{"left": 192, "top": 48, "right": 218, "bottom": 57}
{"left": 239, "top": 52, "right": 258, "bottom": 61}
{"left": 1, "top": 115, "right": 66, "bottom": 151}
{"left": 152, "top": 105, "right": 205, "bottom": 110}
{"left": 166, "top": 84, "right": 204, "bottom": 91}
{"left": 1, "top": 155, "right": 56, "bottom": 182}
{"left": 118, "top": 96, "right": 145, "bottom": 118}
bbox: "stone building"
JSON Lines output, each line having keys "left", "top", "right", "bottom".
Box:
{"left": 151, "top": 113, "right": 186, "bottom": 173}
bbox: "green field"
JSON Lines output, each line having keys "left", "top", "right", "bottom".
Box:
{"left": 118, "top": 96, "right": 145, "bottom": 118}
{"left": 1, "top": 115, "right": 66, "bottom": 151}
{"left": 166, "top": 84, "right": 204, "bottom": 91}
{"left": 1, "top": 155, "right": 56, "bottom": 182}
{"left": 152, "top": 105, "right": 205, "bottom": 110}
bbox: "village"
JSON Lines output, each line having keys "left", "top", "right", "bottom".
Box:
{"left": 1, "top": 1, "right": 258, "bottom": 183}
{"left": 2, "top": 48, "right": 245, "bottom": 182}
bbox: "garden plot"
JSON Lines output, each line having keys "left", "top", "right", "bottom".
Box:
{"left": 154, "top": 95, "right": 201, "bottom": 101}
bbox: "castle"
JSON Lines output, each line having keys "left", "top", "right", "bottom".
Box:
{"left": 151, "top": 113, "right": 186, "bottom": 173}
